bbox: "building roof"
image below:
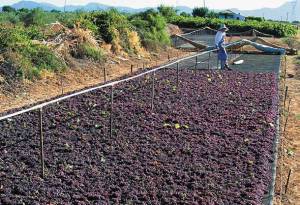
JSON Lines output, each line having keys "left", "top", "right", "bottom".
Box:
{"left": 219, "top": 10, "right": 241, "bottom": 16}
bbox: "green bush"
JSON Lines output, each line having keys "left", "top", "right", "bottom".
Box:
{"left": 130, "top": 9, "right": 170, "bottom": 51}
{"left": 0, "top": 25, "right": 66, "bottom": 80}
{"left": 20, "top": 8, "right": 57, "bottom": 26}
{"left": 2, "top": 6, "right": 16, "bottom": 13}
{"left": 169, "top": 16, "right": 298, "bottom": 37}
{"left": 192, "top": 7, "right": 209, "bottom": 17}
{"left": 92, "top": 9, "right": 133, "bottom": 52}
{"left": 158, "top": 5, "right": 178, "bottom": 21}
{"left": 74, "top": 43, "right": 105, "bottom": 62}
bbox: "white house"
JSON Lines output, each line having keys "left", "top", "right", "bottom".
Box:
{"left": 219, "top": 10, "right": 246, "bottom": 21}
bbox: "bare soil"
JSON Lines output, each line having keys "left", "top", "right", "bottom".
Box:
{"left": 274, "top": 54, "right": 300, "bottom": 205}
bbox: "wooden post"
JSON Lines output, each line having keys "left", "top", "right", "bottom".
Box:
{"left": 151, "top": 72, "right": 155, "bottom": 111}
{"left": 208, "top": 52, "right": 211, "bottom": 70}
{"left": 284, "top": 55, "right": 287, "bottom": 87}
{"left": 284, "top": 86, "right": 289, "bottom": 110}
{"left": 284, "top": 98, "right": 292, "bottom": 134}
{"left": 103, "top": 67, "right": 107, "bottom": 83}
{"left": 176, "top": 62, "right": 179, "bottom": 87}
{"left": 60, "top": 75, "right": 64, "bottom": 95}
{"left": 168, "top": 54, "right": 170, "bottom": 61}
{"left": 110, "top": 86, "right": 114, "bottom": 138}
{"left": 39, "top": 108, "right": 45, "bottom": 178}
{"left": 130, "top": 65, "right": 133, "bottom": 74}
{"left": 285, "top": 169, "right": 292, "bottom": 194}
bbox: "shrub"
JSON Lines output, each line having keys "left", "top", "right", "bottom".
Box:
{"left": 192, "top": 7, "right": 209, "bottom": 18}
{"left": 92, "top": 9, "right": 135, "bottom": 53}
{"left": 20, "top": 8, "right": 57, "bottom": 26}
{"left": 74, "top": 42, "right": 105, "bottom": 62}
{"left": 2, "top": 6, "right": 16, "bottom": 13}
{"left": 130, "top": 9, "right": 170, "bottom": 51}
{"left": 0, "top": 25, "right": 66, "bottom": 80}
{"left": 180, "top": 12, "right": 191, "bottom": 18}
{"left": 157, "top": 5, "right": 178, "bottom": 21}
{"left": 169, "top": 16, "right": 298, "bottom": 37}
{"left": 246, "top": 16, "right": 264, "bottom": 22}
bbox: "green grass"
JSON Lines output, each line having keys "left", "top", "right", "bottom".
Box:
{"left": 75, "top": 43, "right": 105, "bottom": 62}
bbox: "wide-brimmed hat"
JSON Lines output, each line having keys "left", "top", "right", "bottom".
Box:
{"left": 218, "top": 24, "right": 229, "bottom": 31}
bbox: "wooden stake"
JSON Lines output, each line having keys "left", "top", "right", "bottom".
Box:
{"left": 284, "top": 98, "right": 292, "bottom": 134}
{"left": 130, "top": 64, "right": 133, "bottom": 74}
{"left": 60, "top": 75, "right": 64, "bottom": 95}
{"left": 39, "top": 108, "right": 45, "bottom": 178}
{"left": 176, "top": 62, "right": 179, "bottom": 87}
{"left": 151, "top": 72, "right": 155, "bottom": 111}
{"left": 110, "top": 86, "right": 114, "bottom": 138}
{"left": 284, "top": 86, "right": 289, "bottom": 111}
{"left": 285, "top": 169, "right": 292, "bottom": 194}
{"left": 208, "top": 52, "right": 211, "bottom": 70}
{"left": 103, "top": 67, "right": 107, "bottom": 83}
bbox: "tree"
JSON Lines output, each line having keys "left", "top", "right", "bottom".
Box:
{"left": 2, "top": 6, "right": 16, "bottom": 12}
{"left": 207, "top": 11, "right": 218, "bottom": 19}
{"left": 157, "top": 5, "right": 177, "bottom": 20}
{"left": 180, "top": 12, "right": 191, "bottom": 17}
{"left": 192, "top": 7, "right": 209, "bottom": 17}
{"left": 18, "top": 8, "right": 30, "bottom": 13}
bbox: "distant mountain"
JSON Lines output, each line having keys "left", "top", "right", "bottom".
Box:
{"left": 0, "top": 0, "right": 299, "bottom": 21}
{"left": 0, "top": 1, "right": 191, "bottom": 14}
{"left": 8, "top": 1, "right": 60, "bottom": 11}
{"left": 232, "top": 1, "right": 300, "bottom": 21}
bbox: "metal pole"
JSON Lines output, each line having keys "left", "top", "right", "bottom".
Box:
{"left": 110, "top": 86, "right": 114, "bottom": 138}
{"left": 176, "top": 62, "right": 179, "bottom": 87}
{"left": 103, "top": 67, "right": 107, "bottom": 83}
{"left": 285, "top": 169, "right": 292, "bottom": 194}
{"left": 39, "top": 108, "right": 45, "bottom": 178}
{"left": 151, "top": 72, "right": 155, "bottom": 111}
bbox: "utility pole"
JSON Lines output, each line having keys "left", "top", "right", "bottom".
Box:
{"left": 64, "top": 0, "right": 67, "bottom": 12}
{"left": 203, "top": 0, "right": 206, "bottom": 8}
{"left": 286, "top": 12, "right": 289, "bottom": 22}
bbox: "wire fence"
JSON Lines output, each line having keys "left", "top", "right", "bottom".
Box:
{"left": 0, "top": 48, "right": 282, "bottom": 204}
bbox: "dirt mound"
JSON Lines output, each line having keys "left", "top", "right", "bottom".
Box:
{"left": 167, "top": 24, "right": 182, "bottom": 36}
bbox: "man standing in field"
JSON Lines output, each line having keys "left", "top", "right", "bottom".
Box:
{"left": 215, "top": 24, "right": 231, "bottom": 70}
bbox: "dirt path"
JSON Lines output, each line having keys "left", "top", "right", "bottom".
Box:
{"left": 0, "top": 48, "right": 189, "bottom": 114}
{"left": 274, "top": 54, "right": 300, "bottom": 205}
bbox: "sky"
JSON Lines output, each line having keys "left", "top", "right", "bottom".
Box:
{"left": 0, "top": 0, "right": 290, "bottom": 10}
